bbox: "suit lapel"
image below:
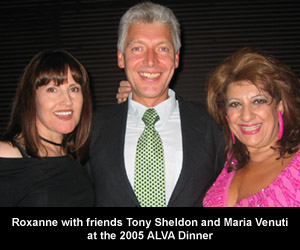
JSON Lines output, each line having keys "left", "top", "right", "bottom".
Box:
{"left": 105, "top": 102, "right": 140, "bottom": 206}
{"left": 168, "top": 96, "right": 202, "bottom": 206}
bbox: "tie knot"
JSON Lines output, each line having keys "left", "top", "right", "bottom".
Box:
{"left": 142, "top": 108, "right": 160, "bottom": 126}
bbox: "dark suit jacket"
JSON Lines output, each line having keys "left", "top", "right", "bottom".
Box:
{"left": 87, "top": 95, "right": 225, "bottom": 207}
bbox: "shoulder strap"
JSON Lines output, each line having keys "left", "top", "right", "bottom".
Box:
{"left": 12, "top": 140, "right": 30, "bottom": 158}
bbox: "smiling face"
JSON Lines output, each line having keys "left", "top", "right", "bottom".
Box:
{"left": 226, "top": 81, "right": 283, "bottom": 151}
{"left": 117, "top": 22, "right": 179, "bottom": 107}
{"left": 35, "top": 68, "right": 83, "bottom": 141}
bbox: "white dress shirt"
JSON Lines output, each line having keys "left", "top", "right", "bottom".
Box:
{"left": 124, "top": 89, "right": 183, "bottom": 205}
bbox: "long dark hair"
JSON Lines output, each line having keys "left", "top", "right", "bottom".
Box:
{"left": 2, "top": 49, "right": 92, "bottom": 164}
{"left": 207, "top": 47, "right": 300, "bottom": 172}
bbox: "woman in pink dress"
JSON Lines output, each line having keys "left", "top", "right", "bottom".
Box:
{"left": 203, "top": 47, "right": 300, "bottom": 207}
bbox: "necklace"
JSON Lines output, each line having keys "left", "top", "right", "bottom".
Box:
{"left": 40, "top": 136, "right": 63, "bottom": 147}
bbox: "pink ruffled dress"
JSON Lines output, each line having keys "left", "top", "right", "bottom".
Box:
{"left": 203, "top": 150, "right": 300, "bottom": 207}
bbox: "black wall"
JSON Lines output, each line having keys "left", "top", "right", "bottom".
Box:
{"left": 1, "top": 0, "right": 299, "bottom": 135}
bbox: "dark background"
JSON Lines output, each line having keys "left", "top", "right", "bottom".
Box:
{"left": 1, "top": 0, "right": 299, "bottom": 135}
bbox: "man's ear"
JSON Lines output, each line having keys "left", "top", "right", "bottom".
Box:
{"left": 117, "top": 50, "right": 125, "bottom": 69}
{"left": 175, "top": 50, "right": 180, "bottom": 69}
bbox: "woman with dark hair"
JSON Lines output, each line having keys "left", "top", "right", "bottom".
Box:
{"left": 203, "top": 47, "right": 300, "bottom": 207}
{"left": 0, "top": 50, "right": 94, "bottom": 206}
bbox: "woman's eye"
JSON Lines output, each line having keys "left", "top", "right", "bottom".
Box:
{"left": 254, "top": 99, "right": 268, "bottom": 105}
{"left": 47, "top": 87, "right": 57, "bottom": 93}
{"left": 71, "top": 87, "right": 81, "bottom": 92}
{"left": 228, "top": 102, "right": 240, "bottom": 108}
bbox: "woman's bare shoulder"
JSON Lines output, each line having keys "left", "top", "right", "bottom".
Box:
{"left": 0, "top": 141, "right": 22, "bottom": 158}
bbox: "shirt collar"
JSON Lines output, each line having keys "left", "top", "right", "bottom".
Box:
{"left": 128, "top": 89, "right": 177, "bottom": 127}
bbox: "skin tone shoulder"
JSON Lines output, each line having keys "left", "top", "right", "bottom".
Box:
{"left": 117, "top": 22, "right": 179, "bottom": 107}
{"left": 0, "top": 142, "right": 22, "bottom": 157}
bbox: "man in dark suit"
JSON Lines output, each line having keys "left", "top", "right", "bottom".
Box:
{"left": 87, "top": 2, "right": 225, "bottom": 207}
